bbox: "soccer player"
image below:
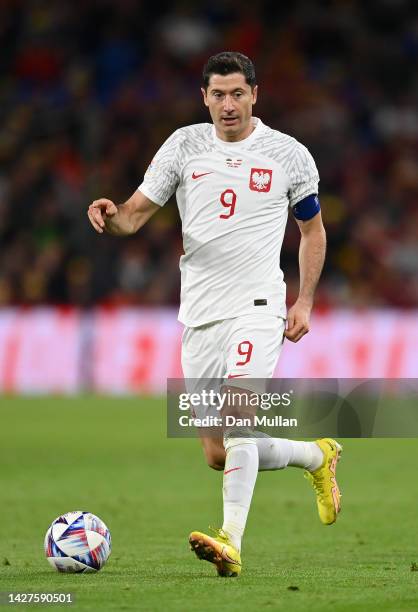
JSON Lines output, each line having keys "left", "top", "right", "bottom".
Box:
{"left": 88, "top": 52, "right": 342, "bottom": 578}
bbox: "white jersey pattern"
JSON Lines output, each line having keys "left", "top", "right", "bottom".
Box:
{"left": 138, "top": 117, "right": 319, "bottom": 327}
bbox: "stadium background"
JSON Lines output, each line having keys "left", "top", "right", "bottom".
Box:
{"left": 1, "top": 0, "right": 417, "bottom": 391}
{"left": 1, "top": 2, "right": 418, "bottom": 611}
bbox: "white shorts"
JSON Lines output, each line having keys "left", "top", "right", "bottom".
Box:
{"left": 181, "top": 314, "right": 286, "bottom": 420}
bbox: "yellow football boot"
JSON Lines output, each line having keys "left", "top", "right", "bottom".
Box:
{"left": 304, "top": 438, "right": 342, "bottom": 525}
{"left": 189, "top": 528, "right": 241, "bottom": 577}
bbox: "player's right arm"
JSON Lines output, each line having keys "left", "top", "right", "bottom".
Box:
{"left": 88, "top": 190, "right": 160, "bottom": 236}
{"left": 89, "top": 128, "right": 183, "bottom": 235}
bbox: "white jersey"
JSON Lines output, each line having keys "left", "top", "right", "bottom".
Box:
{"left": 138, "top": 117, "right": 319, "bottom": 327}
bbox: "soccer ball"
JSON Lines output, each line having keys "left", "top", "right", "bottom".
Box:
{"left": 44, "top": 510, "right": 111, "bottom": 573}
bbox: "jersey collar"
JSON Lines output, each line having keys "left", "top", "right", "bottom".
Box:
{"left": 212, "top": 117, "right": 263, "bottom": 150}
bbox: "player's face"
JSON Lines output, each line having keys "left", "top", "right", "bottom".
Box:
{"left": 201, "top": 73, "right": 258, "bottom": 142}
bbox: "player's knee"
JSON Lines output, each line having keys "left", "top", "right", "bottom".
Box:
{"left": 208, "top": 459, "right": 224, "bottom": 471}
{"left": 204, "top": 449, "right": 225, "bottom": 470}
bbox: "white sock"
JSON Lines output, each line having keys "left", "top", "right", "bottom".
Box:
{"left": 255, "top": 437, "right": 324, "bottom": 472}
{"left": 222, "top": 438, "right": 258, "bottom": 552}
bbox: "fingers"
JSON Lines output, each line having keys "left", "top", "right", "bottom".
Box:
{"left": 104, "top": 201, "right": 118, "bottom": 216}
{"left": 284, "top": 318, "right": 310, "bottom": 343}
{"left": 87, "top": 199, "right": 117, "bottom": 233}
{"left": 285, "top": 302, "right": 311, "bottom": 343}
{"left": 87, "top": 204, "right": 105, "bottom": 233}
{"left": 286, "top": 310, "right": 295, "bottom": 332}
{"left": 284, "top": 324, "right": 309, "bottom": 343}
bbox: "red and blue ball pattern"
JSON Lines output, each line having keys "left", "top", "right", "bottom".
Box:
{"left": 45, "top": 511, "right": 111, "bottom": 573}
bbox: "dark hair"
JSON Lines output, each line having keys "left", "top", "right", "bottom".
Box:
{"left": 202, "top": 52, "right": 256, "bottom": 89}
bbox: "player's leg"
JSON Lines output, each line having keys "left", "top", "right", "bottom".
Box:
{"left": 199, "top": 434, "right": 225, "bottom": 470}
{"left": 256, "top": 432, "right": 323, "bottom": 471}
{"left": 181, "top": 321, "right": 225, "bottom": 472}
{"left": 220, "top": 390, "right": 258, "bottom": 554}
{"left": 183, "top": 322, "right": 243, "bottom": 576}
{"left": 196, "top": 418, "right": 335, "bottom": 478}
{"left": 217, "top": 314, "right": 283, "bottom": 558}
{"left": 188, "top": 315, "right": 341, "bottom": 577}
{"left": 190, "top": 315, "right": 283, "bottom": 571}
{"left": 189, "top": 387, "right": 255, "bottom": 578}
{"left": 188, "top": 316, "right": 325, "bottom": 574}
{"left": 195, "top": 420, "right": 329, "bottom": 475}
{"left": 224, "top": 315, "right": 342, "bottom": 524}
{"left": 221, "top": 314, "right": 342, "bottom": 541}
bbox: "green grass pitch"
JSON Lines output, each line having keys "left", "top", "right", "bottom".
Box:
{"left": 1, "top": 396, "right": 417, "bottom": 611}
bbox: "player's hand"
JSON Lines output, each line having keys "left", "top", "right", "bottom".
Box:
{"left": 87, "top": 198, "right": 118, "bottom": 233}
{"left": 284, "top": 299, "right": 312, "bottom": 343}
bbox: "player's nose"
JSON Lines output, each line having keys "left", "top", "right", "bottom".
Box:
{"left": 222, "top": 95, "right": 235, "bottom": 112}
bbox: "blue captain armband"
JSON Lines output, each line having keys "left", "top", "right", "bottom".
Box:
{"left": 292, "top": 194, "right": 321, "bottom": 220}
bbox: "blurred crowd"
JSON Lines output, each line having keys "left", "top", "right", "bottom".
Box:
{"left": 1, "top": 0, "right": 418, "bottom": 309}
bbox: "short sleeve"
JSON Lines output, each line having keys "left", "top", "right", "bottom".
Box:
{"left": 138, "top": 129, "right": 183, "bottom": 206}
{"left": 288, "top": 143, "right": 319, "bottom": 208}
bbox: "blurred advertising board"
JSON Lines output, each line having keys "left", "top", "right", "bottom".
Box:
{"left": 0, "top": 308, "right": 416, "bottom": 394}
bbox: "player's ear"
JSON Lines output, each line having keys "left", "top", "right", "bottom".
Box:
{"left": 201, "top": 87, "right": 209, "bottom": 107}
{"left": 252, "top": 85, "right": 258, "bottom": 105}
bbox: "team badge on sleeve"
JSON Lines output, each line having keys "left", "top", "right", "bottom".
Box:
{"left": 249, "top": 168, "right": 272, "bottom": 192}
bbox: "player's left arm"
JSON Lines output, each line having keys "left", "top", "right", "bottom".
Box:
{"left": 285, "top": 208, "right": 326, "bottom": 343}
